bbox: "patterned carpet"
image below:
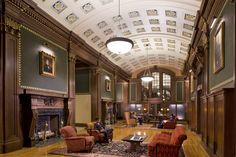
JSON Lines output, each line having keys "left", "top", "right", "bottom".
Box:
{"left": 49, "top": 141, "right": 148, "bottom": 157}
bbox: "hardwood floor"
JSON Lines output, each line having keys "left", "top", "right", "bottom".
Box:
{"left": 0, "top": 124, "right": 210, "bottom": 157}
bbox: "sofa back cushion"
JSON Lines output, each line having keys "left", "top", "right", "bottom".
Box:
{"left": 170, "top": 126, "right": 187, "bottom": 145}
{"left": 60, "top": 126, "right": 77, "bottom": 137}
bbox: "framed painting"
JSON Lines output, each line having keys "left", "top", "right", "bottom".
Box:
{"left": 213, "top": 21, "right": 225, "bottom": 74}
{"left": 105, "top": 79, "right": 111, "bottom": 92}
{"left": 39, "top": 51, "right": 56, "bottom": 77}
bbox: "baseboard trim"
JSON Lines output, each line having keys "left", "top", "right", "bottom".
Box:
{"left": 0, "top": 138, "right": 22, "bottom": 153}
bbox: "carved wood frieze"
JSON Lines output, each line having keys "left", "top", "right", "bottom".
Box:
{"left": 5, "top": 0, "right": 130, "bottom": 80}
{"left": 68, "top": 53, "right": 76, "bottom": 63}
{"left": 5, "top": 17, "right": 20, "bottom": 36}
{"left": 185, "top": 0, "right": 228, "bottom": 75}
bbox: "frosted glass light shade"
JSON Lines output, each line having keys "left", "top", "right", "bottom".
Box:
{"left": 141, "top": 68, "right": 154, "bottom": 82}
{"left": 106, "top": 37, "right": 134, "bottom": 54}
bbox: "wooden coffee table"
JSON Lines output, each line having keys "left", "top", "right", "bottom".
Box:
{"left": 122, "top": 134, "right": 147, "bottom": 152}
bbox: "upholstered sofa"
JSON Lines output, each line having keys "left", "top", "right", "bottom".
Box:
{"left": 60, "top": 126, "right": 95, "bottom": 153}
{"left": 163, "top": 117, "right": 177, "bottom": 129}
{"left": 86, "top": 122, "right": 113, "bottom": 143}
{"left": 148, "top": 126, "right": 187, "bottom": 157}
{"left": 124, "top": 111, "right": 137, "bottom": 126}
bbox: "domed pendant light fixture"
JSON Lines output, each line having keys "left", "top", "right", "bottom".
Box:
{"left": 105, "top": 0, "right": 134, "bottom": 54}
{"left": 141, "top": 44, "right": 154, "bottom": 82}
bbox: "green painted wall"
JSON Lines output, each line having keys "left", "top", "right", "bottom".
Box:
{"left": 209, "top": 2, "right": 235, "bottom": 90}
{"left": 75, "top": 69, "right": 90, "bottom": 93}
{"left": 20, "top": 27, "right": 68, "bottom": 93}
{"left": 101, "top": 71, "right": 113, "bottom": 99}
{"left": 176, "top": 81, "right": 184, "bottom": 102}
{"left": 116, "top": 83, "right": 123, "bottom": 102}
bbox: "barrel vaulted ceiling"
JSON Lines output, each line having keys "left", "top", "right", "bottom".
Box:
{"left": 32, "top": 0, "right": 202, "bottom": 74}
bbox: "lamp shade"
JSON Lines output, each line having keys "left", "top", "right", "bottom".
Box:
{"left": 141, "top": 68, "right": 154, "bottom": 82}
{"left": 106, "top": 37, "right": 134, "bottom": 54}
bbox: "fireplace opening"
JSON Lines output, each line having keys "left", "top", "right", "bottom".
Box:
{"left": 36, "top": 115, "right": 60, "bottom": 140}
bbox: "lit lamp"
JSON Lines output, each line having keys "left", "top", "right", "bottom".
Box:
{"left": 105, "top": 0, "right": 134, "bottom": 54}
{"left": 141, "top": 44, "right": 154, "bottom": 82}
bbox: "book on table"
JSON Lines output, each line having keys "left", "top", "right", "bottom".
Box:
{"left": 131, "top": 135, "right": 143, "bottom": 141}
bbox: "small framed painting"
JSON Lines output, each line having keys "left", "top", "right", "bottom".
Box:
{"left": 105, "top": 79, "right": 111, "bottom": 92}
{"left": 213, "top": 21, "right": 225, "bottom": 74}
{"left": 39, "top": 51, "right": 56, "bottom": 78}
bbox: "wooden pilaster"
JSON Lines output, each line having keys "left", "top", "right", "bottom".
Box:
{"left": 0, "top": 14, "right": 22, "bottom": 152}
{"left": 68, "top": 53, "right": 76, "bottom": 125}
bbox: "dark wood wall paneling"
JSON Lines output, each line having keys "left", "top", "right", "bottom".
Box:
{"left": 0, "top": 1, "right": 4, "bottom": 153}
{"left": 200, "top": 96, "right": 207, "bottom": 144}
{"left": 185, "top": 0, "right": 236, "bottom": 157}
{"left": 207, "top": 95, "right": 214, "bottom": 152}
{"left": 0, "top": 16, "right": 22, "bottom": 152}
{"left": 200, "top": 89, "right": 235, "bottom": 157}
{"left": 0, "top": 0, "right": 131, "bottom": 153}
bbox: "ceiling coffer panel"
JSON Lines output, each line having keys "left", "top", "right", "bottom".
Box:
{"left": 33, "top": 0, "right": 201, "bottom": 74}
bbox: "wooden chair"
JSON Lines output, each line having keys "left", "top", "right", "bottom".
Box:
{"left": 124, "top": 112, "right": 137, "bottom": 126}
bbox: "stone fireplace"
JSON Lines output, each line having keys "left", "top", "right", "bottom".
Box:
{"left": 20, "top": 94, "right": 69, "bottom": 147}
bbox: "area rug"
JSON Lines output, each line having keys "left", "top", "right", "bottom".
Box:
{"left": 49, "top": 141, "right": 148, "bottom": 157}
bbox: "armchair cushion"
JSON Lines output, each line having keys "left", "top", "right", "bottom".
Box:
{"left": 60, "top": 126, "right": 77, "bottom": 137}
{"left": 163, "top": 117, "right": 177, "bottom": 129}
{"left": 148, "top": 126, "right": 187, "bottom": 157}
{"left": 60, "top": 126, "right": 95, "bottom": 153}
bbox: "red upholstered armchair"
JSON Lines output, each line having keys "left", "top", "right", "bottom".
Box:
{"left": 60, "top": 126, "right": 95, "bottom": 153}
{"left": 148, "top": 126, "right": 187, "bottom": 157}
{"left": 163, "top": 117, "right": 177, "bottom": 129}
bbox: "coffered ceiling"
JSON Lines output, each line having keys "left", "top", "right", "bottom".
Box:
{"left": 32, "top": 0, "right": 202, "bottom": 74}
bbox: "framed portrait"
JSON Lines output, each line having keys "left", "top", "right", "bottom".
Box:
{"left": 213, "top": 21, "right": 225, "bottom": 74}
{"left": 105, "top": 79, "right": 111, "bottom": 92}
{"left": 39, "top": 51, "right": 56, "bottom": 77}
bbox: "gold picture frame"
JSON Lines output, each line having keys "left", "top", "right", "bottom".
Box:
{"left": 213, "top": 21, "right": 225, "bottom": 74}
{"left": 39, "top": 51, "right": 56, "bottom": 78}
{"left": 105, "top": 79, "right": 111, "bottom": 92}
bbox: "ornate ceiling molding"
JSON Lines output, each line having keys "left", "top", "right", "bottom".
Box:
{"left": 30, "top": 0, "right": 201, "bottom": 74}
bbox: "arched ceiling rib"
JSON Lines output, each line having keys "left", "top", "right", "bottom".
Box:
{"left": 32, "top": 0, "right": 202, "bottom": 74}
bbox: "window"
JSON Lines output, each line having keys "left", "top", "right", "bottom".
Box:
{"left": 163, "top": 73, "right": 171, "bottom": 89}
{"left": 163, "top": 73, "right": 171, "bottom": 100}
{"left": 142, "top": 80, "right": 149, "bottom": 89}
{"left": 141, "top": 80, "right": 149, "bottom": 100}
{"left": 140, "top": 69, "right": 173, "bottom": 101}
{"left": 152, "top": 72, "right": 160, "bottom": 97}
{"left": 152, "top": 72, "right": 160, "bottom": 89}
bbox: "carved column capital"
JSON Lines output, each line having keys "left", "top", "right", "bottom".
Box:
{"left": 68, "top": 53, "right": 76, "bottom": 63}
{"left": 5, "top": 17, "right": 20, "bottom": 36}
{"left": 90, "top": 66, "right": 102, "bottom": 76}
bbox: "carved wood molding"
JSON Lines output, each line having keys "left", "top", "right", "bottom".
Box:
{"left": 6, "top": 0, "right": 131, "bottom": 82}
{"left": 5, "top": 17, "right": 20, "bottom": 36}
{"left": 6, "top": 0, "right": 69, "bottom": 40}
{"left": 185, "top": 0, "right": 228, "bottom": 75}
{"left": 68, "top": 53, "right": 76, "bottom": 63}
